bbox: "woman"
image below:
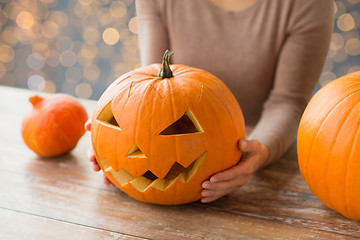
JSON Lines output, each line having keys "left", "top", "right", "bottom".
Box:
{"left": 88, "top": 0, "right": 334, "bottom": 203}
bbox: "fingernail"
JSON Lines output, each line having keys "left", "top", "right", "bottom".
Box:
{"left": 210, "top": 176, "right": 218, "bottom": 183}
{"left": 240, "top": 140, "right": 247, "bottom": 150}
{"left": 93, "top": 165, "right": 100, "bottom": 171}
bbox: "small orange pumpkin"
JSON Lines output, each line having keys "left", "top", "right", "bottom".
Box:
{"left": 22, "top": 94, "right": 88, "bottom": 157}
{"left": 91, "top": 50, "right": 245, "bottom": 205}
{"left": 297, "top": 71, "right": 360, "bottom": 220}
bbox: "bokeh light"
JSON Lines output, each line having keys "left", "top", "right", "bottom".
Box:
{"left": 0, "top": 63, "right": 6, "bottom": 79}
{"left": 0, "top": 44, "right": 15, "bottom": 63}
{"left": 27, "top": 74, "right": 45, "bottom": 90}
{"left": 83, "top": 27, "right": 100, "bottom": 45}
{"left": 27, "top": 53, "right": 45, "bottom": 70}
{"left": 337, "top": 13, "right": 355, "bottom": 31}
{"left": 317, "top": 1, "right": 360, "bottom": 87}
{"left": 65, "top": 67, "right": 82, "bottom": 83}
{"left": 2, "top": 26, "right": 18, "bottom": 45}
{"left": 0, "top": 0, "right": 358, "bottom": 99}
{"left": 345, "top": 38, "right": 360, "bottom": 55}
{"left": 128, "top": 16, "right": 138, "bottom": 34}
{"left": 102, "top": 27, "right": 120, "bottom": 45}
{"left": 75, "top": 82, "right": 92, "bottom": 98}
{"left": 16, "top": 11, "right": 35, "bottom": 29}
{"left": 0, "top": 0, "right": 138, "bottom": 99}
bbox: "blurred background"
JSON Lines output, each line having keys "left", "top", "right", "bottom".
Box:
{"left": 0, "top": 0, "right": 359, "bottom": 100}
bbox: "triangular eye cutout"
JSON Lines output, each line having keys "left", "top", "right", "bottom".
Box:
{"left": 159, "top": 109, "right": 203, "bottom": 135}
{"left": 127, "top": 143, "right": 147, "bottom": 158}
{"left": 97, "top": 102, "right": 121, "bottom": 129}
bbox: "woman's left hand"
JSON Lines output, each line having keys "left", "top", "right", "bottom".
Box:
{"left": 201, "top": 139, "right": 269, "bottom": 203}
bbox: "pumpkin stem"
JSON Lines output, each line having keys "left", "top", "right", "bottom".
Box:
{"left": 157, "top": 50, "right": 174, "bottom": 78}
{"left": 29, "top": 95, "right": 43, "bottom": 106}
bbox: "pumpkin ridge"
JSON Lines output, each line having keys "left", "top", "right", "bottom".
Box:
{"left": 343, "top": 100, "right": 360, "bottom": 219}
{"left": 47, "top": 119, "right": 73, "bottom": 150}
{"left": 317, "top": 92, "right": 360, "bottom": 210}
{"left": 150, "top": 83, "right": 164, "bottom": 99}
{"left": 304, "top": 88, "right": 360, "bottom": 193}
{"left": 197, "top": 84, "right": 244, "bottom": 169}
{"left": 202, "top": 84, "right": 243, "bottom": 131}
{"left": 310, "top": 107, "right": 348, "bottom": 210}
{"left": 29, "top": 119, "right": 47, "bottom": 156}
{"left": 133, "top": 83, "right": 152, "bottom": 174}
{"left": 325, "top": 100, "right": 360, "bottom": 213}
{"left": 199, "top": 84, "right": 204, "bottom": 102}
{"left": 165, "top": 77, "right": 181, "bottom": 164}
{"left": 115, "top": 75, "right": 131, "bottom": 86}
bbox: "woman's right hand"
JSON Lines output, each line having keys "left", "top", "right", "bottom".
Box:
{"left": 85, "top": 121, "right": 112, "bottom": 185}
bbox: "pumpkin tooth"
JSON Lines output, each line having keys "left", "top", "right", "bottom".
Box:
{"left": 150, "top": 178, "right": 167, "bottom": 191}
{"left": 184, "top": 151, "right": 207, "bottom": 182}
{"left": 102, "top": 151, "right": 208, "bottom": 192}
{"left": 129, "top": 176, "right": 153, "bottom": 192}
{"left": 104, "top": 166, "right": 112, "bottom": 172}
{"left": 111, "top": 169, "right": 135, "bottom": 186}
{"left": 152, "top": 151, "right": 207, "bottom": 190}
{"left": 159, "top": 151, "right": 207, "bottom": 183}
{"left": 149, "top": 173, "right": 186, "bottom": 191}
{"left": 176, "top": 172, "right": 187, "bottom": 184}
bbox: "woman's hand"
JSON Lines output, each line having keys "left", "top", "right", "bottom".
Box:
{"left": 201, "top": 139, "right": 269, "bottom": 203}
{"left": 85, "top": 121, "right": 113, "bottom": 185}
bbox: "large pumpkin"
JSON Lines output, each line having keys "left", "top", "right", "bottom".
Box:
{"left": 22, "top": 94, "right": 88, "bottom": 157}
{"left": 91, "top": 50, "right": 245, "bottom": 205}
{"left": 297, "top": 71, "right": 360, "bottom": 220}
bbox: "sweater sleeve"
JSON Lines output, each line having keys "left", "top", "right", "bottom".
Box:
{"left": 135, "top": 0, "right": 170, "bottom": 66}
{"left": 248, "top": 0, "right": 334, "bottom": 164}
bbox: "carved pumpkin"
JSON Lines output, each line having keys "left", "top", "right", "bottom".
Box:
{"left": 297, "top": 71, "right": 360, "bottom": 220}
{"left": 22, "top": 94, "right": 88, "bottom": 157}
{"left": 91, "top": 50, "right": 245, "bottom": 205}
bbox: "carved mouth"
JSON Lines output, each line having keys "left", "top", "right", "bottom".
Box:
{"left": 97, "top": 151, "right": 207, "bottom": 192}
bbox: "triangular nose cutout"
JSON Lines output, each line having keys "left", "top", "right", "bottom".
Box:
{"left": 159, "top": 109, "right": 203, "bottom": 135}
{"left": 127, "top": 143, "right": 147, "bottom": 158}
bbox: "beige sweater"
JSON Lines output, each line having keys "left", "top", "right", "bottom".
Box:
{"left": 135, "top": 0, "right": 334, "bottom": 163}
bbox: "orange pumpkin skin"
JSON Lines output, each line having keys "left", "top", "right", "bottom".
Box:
{"left": 22, "top": 94, "right": 88, "bottom": 157}
{"left": 91, "top": 54, "right": 245, "bottom": 205}
{"left": 297, "top": 71, "right": 360, "bottom": 220}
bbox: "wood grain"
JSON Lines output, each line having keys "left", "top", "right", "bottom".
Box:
{"left": 0, "top": 86, "right": 359, "bottom": 239}
{"left": 0, "top": 208, "right": 144, "bottom": 240}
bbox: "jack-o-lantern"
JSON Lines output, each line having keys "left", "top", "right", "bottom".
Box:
{"left": 91, "top": 50, "right": 245, "bottom": 205}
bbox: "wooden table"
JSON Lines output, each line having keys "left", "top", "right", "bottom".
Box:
{"left": 1, "top": 86, "right": 359, "bottom": 239}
